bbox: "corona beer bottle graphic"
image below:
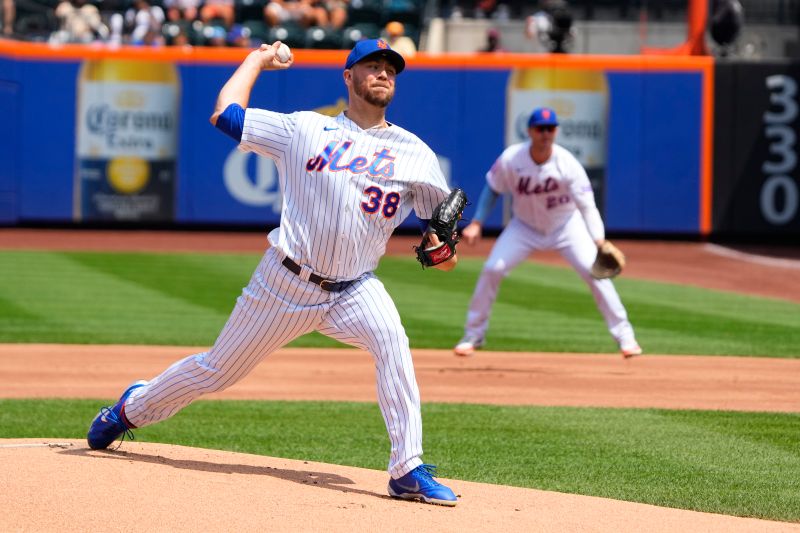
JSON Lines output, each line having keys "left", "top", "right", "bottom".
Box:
{"left": 75, "top": 59, "right": 179, "bottom": 221}
{"left": 506, "top": 68, "right": 609, "bottom": 214}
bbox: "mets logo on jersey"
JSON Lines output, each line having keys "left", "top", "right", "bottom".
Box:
{"left": 306, "top": 141, "right": 396, "bottom": 178}
{"left": 518, "top": 176, "right": 559, "bottom": 195}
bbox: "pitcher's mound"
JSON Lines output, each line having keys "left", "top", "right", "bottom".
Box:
{"left": 1, "top": 439, "right": 793, "bottom": 532}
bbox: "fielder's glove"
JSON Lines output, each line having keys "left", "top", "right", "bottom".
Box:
{"left": 591, "top": 240, "right": 626, "bottom": 279}
{"left": 414, "top": 188, "right": 468, "bottom": 268}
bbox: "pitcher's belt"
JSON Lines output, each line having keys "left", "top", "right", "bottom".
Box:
{"left": 281, "top": 257, "right": 355, "bottom": 292}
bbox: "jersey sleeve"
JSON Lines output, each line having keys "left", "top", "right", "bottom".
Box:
{"left": 563, "top": 151, "right": 594, "bottom": 209}
{"left": 240, "top": 108, "right": 298, "bottom": 161}
{"left": 411, "top": 149, "right": 451, "bottom": 219}
{"left": 564, "top": 151, "right": 605, "bottom": 241}
{"left": 485, "top": 152, "right": 512, "bottom": 194}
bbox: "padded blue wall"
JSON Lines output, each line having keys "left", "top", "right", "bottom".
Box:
{"left": 606, "top": 72, "right": 702, "bottom": 233}
{"left": 0, "top": 55, "right": 704, "bottom": 233}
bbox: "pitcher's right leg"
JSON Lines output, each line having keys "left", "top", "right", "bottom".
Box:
{"left": 457, "top": 219, "right": 537, "bottom": 356}
{"left": 90, "top": 248, "right": 328, "bottom": 447}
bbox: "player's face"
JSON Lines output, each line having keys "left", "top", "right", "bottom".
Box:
{"left": 349, "top": 59, "right": 397, "bottom": 108}
{"left": 529, "top": 125, "right": 557, "bottom": 148}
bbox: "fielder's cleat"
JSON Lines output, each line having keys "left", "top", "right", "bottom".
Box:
{"left": 453, "top": 335, "right": 483, "bottom": 357}
{"left": 388, "top": 464, "right": 457, "bottom": 506}
{"left": 620, "top": 341, "right": 643, "bottom": 359}
{"left": 87, "top": 380, "right": 147, "bottom": 450}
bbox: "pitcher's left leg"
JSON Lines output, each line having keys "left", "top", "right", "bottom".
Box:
{"left": 319, "top": 275, "right": 457, "bottom": 505}
{"left": 319, "top": 274, "right": 422, "bottom": 477}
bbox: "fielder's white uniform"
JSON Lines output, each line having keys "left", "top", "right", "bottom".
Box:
{"left": 462, "top": 141, "right": 637, "bottom": 350}
{"left": 123, "top": 109, "right": 451, "bottom": 479}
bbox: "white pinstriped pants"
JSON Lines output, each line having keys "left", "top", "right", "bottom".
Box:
{"left": 124, "top": 247, "right": 424, "bottom": 478}
{"left": 463, "top": 213, "right": 636, "bottom": 347}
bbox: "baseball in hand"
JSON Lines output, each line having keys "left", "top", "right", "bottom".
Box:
{"left": 276, "top": 43, "right": 291, "bottom": 63}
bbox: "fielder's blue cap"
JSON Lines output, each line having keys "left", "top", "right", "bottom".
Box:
{"left": 345, "top": 39, "right": 405, "bottom": 74}
{"left": 528, "top": 107, "right": 559, "bottom": 127}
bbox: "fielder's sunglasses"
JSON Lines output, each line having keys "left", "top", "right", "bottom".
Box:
{"left": 534, "top": 125, "right": 556, "bottom": 132}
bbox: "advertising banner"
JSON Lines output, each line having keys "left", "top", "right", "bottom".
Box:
{"left": 75, "top": 60, "right": 180, "bottom": 222}
{"left": 0, "top": 45, "right": 710, "bottom": 235}
{"left": 714, "top": 60, "right": 800, "bottom": 236}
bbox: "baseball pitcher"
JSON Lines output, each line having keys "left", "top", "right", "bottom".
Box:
{"left": 87, "top": 39, "right": 465, "bottom": 506}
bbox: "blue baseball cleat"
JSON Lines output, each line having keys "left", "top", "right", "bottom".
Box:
{"left": 87, "top": 380, "right": 147, "bottom": 450}
{"left": 388, "top": 464, "right": 458, "bottom": 506}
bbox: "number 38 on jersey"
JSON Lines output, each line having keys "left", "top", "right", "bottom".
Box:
{"left": 361, "top": 186, "right": 400, "bottom": 218}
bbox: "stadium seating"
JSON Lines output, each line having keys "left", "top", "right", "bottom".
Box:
{"left": 341, "top": 21, "right": 381, "bottom": 48}
{"left": 12, "top": 0, "right": 59, "bottom": 40}
{"left": 346, "top": 0, "right": 383, "bottom": 26}
{"left": 242, "top": 19, "right": 270, "bottom": 43}
{"left": 304, "top": 26, "right": 343, "bottom": 49}
{"left": 235, "top": 0, "right": 266, "bottom": 24}
{"left": 381, "top": 0, "right": 424, "bottom": 46}
{"left": 268, "top": 20, "right": 306, "bottom": 49}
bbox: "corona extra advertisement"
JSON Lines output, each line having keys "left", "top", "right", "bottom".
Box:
{"left": 74, "top": 60, "right": 179, "bottom": 221}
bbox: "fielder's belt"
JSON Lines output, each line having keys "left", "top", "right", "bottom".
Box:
{"left": 281, "top": 257, "right": 356, "bottom": 292}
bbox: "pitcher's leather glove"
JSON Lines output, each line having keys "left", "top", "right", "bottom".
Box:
{"left": 591, "top": 240, "right": 626, "bottom": 279}
{"left": 414, "top": 188, "right": 468, "bottom": 268}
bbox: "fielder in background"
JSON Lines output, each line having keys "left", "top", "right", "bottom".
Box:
{"left": 454, "top": 107, "right": 642, "bottom": 358}
{"left": 87, "top": 39, "right": 460, "bottom": 507}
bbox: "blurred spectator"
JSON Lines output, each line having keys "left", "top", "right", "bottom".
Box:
{"left": 2, "top": 0, "right": 15, "bottom": 36}
{"left": 200, "top": 0, "right": 234, "bottom": 28}
{"left": 130, "top": 0, "right": 166, "bottom": 45}
{"left": 203, "top": 22, "right": 226, "bottom": 45}
{"left": 163, "top": 0, "right": 199, "bottom": 23}
{"left": 710, "top": 0, "right": 744, "bottom": 50}
{"left": 110, "top": 0, "right": 165, "bottom": 45}
{"left": 226, "top": 23, "right": 252, "bottom": 46}
{"left": 384, "top": 21, "right": 416, "bottom": 57}
{"left": 264, "top": 0, "right": 321, "bottom": 29}
{"left": 321, "top": 0, "right": 347, "bottom": 29}
{"left": 52, "top": 0, "right": 110, "bottom": 43}
{"left": 442, "top": 0, "right": 510, "bottom": 20}
{"left": 162, "top": 21, "right": 191, "bottom": 45}
{"left": 474, "top": 0, "right": 494, "bottom": 18}
{"left": 525, "top": 0, "right": 573, "bottom": 53}
{"left": 474, "top": 0, "right": 510, "bottom": 20}
{"left": 479, "top": 27, "right": 505, "bottom": 52}
{"left": 307, "top": 0, "right": 331, "bottom": 27}
{"left": 448, "top": 3, "right": 463, "bottom": 19}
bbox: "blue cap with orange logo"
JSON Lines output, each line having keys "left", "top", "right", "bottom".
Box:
{"left": 528, "top": 107, "right": 559, "bottom": 127}
{"left": 345, "top": 39, "right": 405, "bottom": 74}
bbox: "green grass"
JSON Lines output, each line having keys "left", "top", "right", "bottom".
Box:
{"left": 0, "top": 249, "right": 798, "bottom": 356}
{"left": 2, "top": 398, "right": 799, "bottom": 522}
{"left": 2, "top": 248, "right": 798, "bottom": 521}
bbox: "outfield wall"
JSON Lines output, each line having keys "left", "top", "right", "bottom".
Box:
{"left": 713, "top": 60, "right": 800, "bottom": 238}
{"left": 0, "top": 42, "right": 714, "bottom": 234}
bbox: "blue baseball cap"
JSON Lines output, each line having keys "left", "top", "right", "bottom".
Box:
{"left": 528, "top": 107, "right": 559, "bottom": 127}
{"left": 345, "top": 39, "right": 405, "bottom": 74}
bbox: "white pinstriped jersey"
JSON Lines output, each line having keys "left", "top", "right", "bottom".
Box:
{"left": 487, "top": 141, "right": 598, "bottom": 236}
{"left": 240, "top": 109, "right": 450, "bottom": 280}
